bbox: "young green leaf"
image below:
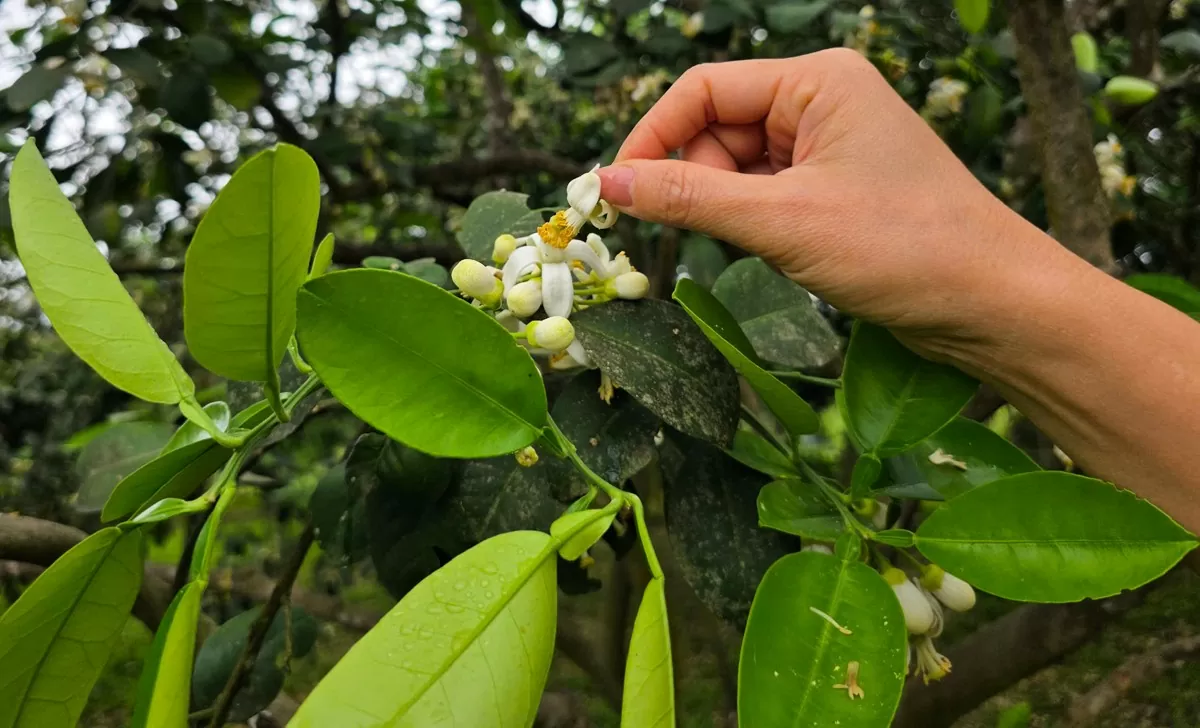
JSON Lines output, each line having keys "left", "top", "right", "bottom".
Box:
{"left": 457, "top": 190, "right": 543, "bottom": 262}
{"left": 710, "top": 257, "right": 840, "bottom": 370}
{"left": 1104, "top": 76, "right": 1159, "bottom": 105}
{"left": 885, "top": 416, "right": 1038, "bottom": 499}
{"left": 128, "top": 496, "right": 209, "bottom": 525}
{"left": 873, "top": 528, "right": 915, "bottom": 548}
{"left": 297, "top": 269, "right": 547, "bottom": 458}
{"left": 103, "top": 439, "right": 231, "bottom": 522}
{"left": 572, "top": 299, "right": 740, "bottom": 446}
{"left": 915, "top": 472, "right": 1198, "bottom": 602}
{"left": 621, "top": 579, "right": 674, "bottom": 728}
{"left": 163, "top": 401, "right": 231, "bottom": 452}
{"left": 842, "top": 322, "right": 977, "bottom": 456}
{"left": 75, "top": 421, "right": 175, "bottom": 513}
{"left": 290, "top": 531, "right": 558, "bottom": 727}
{"left": 850, "top": 452, "right": 882, "bottom": 496}
{"left": 183, "top": 143, "right": 320, "bottom": 387}
{"left": 727, "top": 429, "right": 798, "bottom": 479}
{"left": 308, "top": 233, "right": 336, "bottom": 280}
{"left": 757, "top": 478, "right": 844, "bottom": 541}
{"left": 551, "top": 508, "right": 617, "bottom": 561}
{"left": 954, "top": 0, "right": 989, "bottom": 34}
{"left": 10, "top": 141, "right": 196, "bottom": 404}
{"left": 674, "top": 277, "right": 819, "bottom": 435}
{"left": 738, "top": 551, "right": 907, "bottom": 728}
{"left": 1071, "top": 31, "right": 1099, "bottom": 73}
{"left": 1126, "top": 273, "right": 1200, "bottom": 319}
{"left": 130, "top": 582, "right": 203, "bottom": 728}
{"left": 0, "top": 527, "right": 144, "bottom": 728}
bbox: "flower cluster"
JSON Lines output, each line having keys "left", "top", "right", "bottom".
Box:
{"left": 451, "top": 167, "right": 649, "bottom": 371}
{"left": 922, "top": 77, "right": 970, "bottom": 120}
{"left": 1094, "top": 134, "right": 1137, "bottom": 200}
{"left": 884, "top": 562, "right": 976, "bottom": 683}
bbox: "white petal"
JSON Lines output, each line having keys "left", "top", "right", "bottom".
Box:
{"left": 536, "top": 237, "right": 567, "bottom": 264}
{"left": 590, "top": 200, "right": 618, "bottom": 229}
{"left": 566, "top": 170, "right": 601, "bottom": 217}
{"left": 566, "top": 339, "right": 592, "bottom": 368}
{"left": 563, "top": 239, "right": 606, "bottom": 273}
{"left": 542, "top": 262, "right": 574, "bottom": 318}
{"left": 586, "top": 233, "right": 611, "bottom": 267}
{"left": 502, "top": 246, "right": 542, "bottom": 292}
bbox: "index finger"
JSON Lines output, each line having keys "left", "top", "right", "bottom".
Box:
{"left": 614, "top": 58, "right": 800, "bottom": 163}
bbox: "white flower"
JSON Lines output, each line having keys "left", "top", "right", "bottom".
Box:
{"left": 922, "top": 566, "right": 976, "bottom": 612}
{"left": 506, "top": 280, "right": 543, "bottom": 318}
{"left": 526, "top": 316, "right": 575, "bottom": 352}
{"left": 451, "top": 259, "right": 502, "bottom": 306}
{"left": 924, "top": 77, "right": 969, "bottom": 118}
{"left": 883, "top": 567, "right": 935, "bottom": 634}
{"left": 913, "top": 635, "right": 952, "bottom": 683}
{"left": 502, "top": 236, "right": 608, "bottom": 318}
{"left": 609, "top": 271, "right": 650, "bottom": 299}
{"left": 1094, "top": 134, "right": 1124, "bottom": 166}
{"left": 549, "top": 340, "right": 592, "bottom": 370}
{"left": 493, "top": 234, "right": 519, "bottom": 264}
{"left": 536, "top": 166, "right": 618, "bottom": 252}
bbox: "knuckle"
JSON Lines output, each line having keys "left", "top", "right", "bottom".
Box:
{"left": 658, "top": 165, "right": 703, "bottom": 225}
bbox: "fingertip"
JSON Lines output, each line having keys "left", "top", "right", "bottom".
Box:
{"left": 598, "top": 165, "right": 636, "bottom": 207}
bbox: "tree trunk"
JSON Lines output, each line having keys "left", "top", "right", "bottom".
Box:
{"left": 1008, "top": 0, "right": 1117, "bottom": 271}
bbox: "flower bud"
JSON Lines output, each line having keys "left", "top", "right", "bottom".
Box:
{"left": 922, "top": 566, "right": 976, "bottom": 612}
{"left": 801, "top": 543, "right": 833, "bottom": 555}
{"left": 506, "top": 280, "right": 543, "bottom": 318}
{"left": 609, "top": 271, "right": 650, "bottom": 300}
{"left": 452, "top": 259, "right": 501, "bottom": 302}
{"left": 492, "top": 234, "right": 519, "bottom": 264}
{"left": 515, "top": 446, "right": 538, "bottom": 467}
{"left": 526, "top": 316, "right": 575, "bottom": 352}
{"left": 883, "top": 567, "right": 935, "bottom": 634}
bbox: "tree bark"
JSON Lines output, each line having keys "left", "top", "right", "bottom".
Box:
{"left": 1127, "top": 0, "right": 1169, "bottom": 78}
{"left": 1008, "top": 0, "right": 1117, "bottom": 271}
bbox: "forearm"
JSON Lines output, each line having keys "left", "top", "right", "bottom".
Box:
{"left": 931, "top": 219, "right": 1200, "bottom": 533}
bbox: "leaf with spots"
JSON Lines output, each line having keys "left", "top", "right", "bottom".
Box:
{"left": 573, "top": 299, "right": 739, "bottom": 446}
{"left": 290, "top": 531, "right": 558, "bottom": 728}
{"left": 0, "top": 528, "right": 144, "bottom": 728}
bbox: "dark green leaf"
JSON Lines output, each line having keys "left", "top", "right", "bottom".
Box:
{"left": 184, "top": 143, "right": 320, "bottom": 385}
{"left": 710, "top": 257, "right": 840, "bottom": 369}
{"left": 130, "top": 583, "right": 203, "bottom": 728}
{"left": 573, "top": 299, "right": 739, "bottom": 446}
{"left": 189, "top": 34, "right": 233, "bottom": 66}
{"left": 5, "top": 65, "right": 68, "bottom": 112}
{"left": 756, "top": 478, "right": 843, "bottom": 541}
{"left": 298, "top": 269, "right": 547, "bottom": 457}
{"left": 915, "top": 472, "right": 1198, "bottom": 602}
{"left": 192, "top": 607, "right": 318, "bottom": 722}
{"left": 210, "top": 69, "right": 261, "bottom": 110}
{"left": 11, "top": 142, "right": 196, "bottom": 404}
{"left": 1162, "top": 29, "right": 1200, "bottom": 58}
{"left": 727, "top": 429, "right": 797, "bottom": 478}
{"left": 764, "top": 0, "right": 830, "bottom": 34}
{"left": 561, "top": 33, "right": 622, "bottom": 76}
{"left": 1126, "top": 274, "right": 1200, "bottom": 319}
{"left": 674, "top": 278, "right": 818, "bottom": 435}
{"left": 0, "top": 528, "right": 144, "bottom": 728}
{"left": 309, "top": 463, "right": 369, "bottom": 563}
{"left": 663, "top": 434, "right": 793, "bottom": 628}
{"left": 103, "top": 49, "right": 165, "bottom": 86}
{"left": 850, "top": 452, "right": 882, "bottom": 497}
{"left": 842, "top": 323, "right": 977, "bottom": 456}
{"left": 456, "top": 191, "right": 543, "bottom": 262}
{"left": 76, "top": 421, "right": 175, "bottom": 513}
{"left": 739, "top": 552, "right": 907, "bottom": 727}
{"left": 551, "top": 370, "right": 659, "bottom": 488}
{"left": 885, "top": 416, "right": 1038, "bottom": 499}
{"left": 678, "top": 234, "right": 728, "bottom": 290}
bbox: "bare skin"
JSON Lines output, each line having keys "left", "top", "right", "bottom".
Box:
{"left": 597, "top": 49, "right": 1200, "bottom": 533}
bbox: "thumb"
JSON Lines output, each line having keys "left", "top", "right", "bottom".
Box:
{"left": 597, "top": 159, "right": 779, "bottom": 244}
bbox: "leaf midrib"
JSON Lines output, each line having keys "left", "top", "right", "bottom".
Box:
{"left": 791, "top": 557, "right": 852, "bottom": 727}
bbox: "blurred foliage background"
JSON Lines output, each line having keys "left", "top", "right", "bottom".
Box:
{"left": 3, "top": 0, "right": 1200, "bottom": 726}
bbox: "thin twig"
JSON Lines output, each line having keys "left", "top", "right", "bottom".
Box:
{"left": 206, "top": 523, "right": 316, "bottom": 728}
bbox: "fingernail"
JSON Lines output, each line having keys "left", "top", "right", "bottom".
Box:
{"left": 598, "top": 165, "right": 635, "bottom": 207}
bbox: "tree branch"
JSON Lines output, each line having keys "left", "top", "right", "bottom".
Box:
{"left": 207, "top": 523, "right": 316, "bottom": 728}
{"left": 1066, "top": 633, "right": 1200, "bottom": 726}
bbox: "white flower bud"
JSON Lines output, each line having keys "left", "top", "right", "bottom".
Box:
{"left": 506, "top": 280, "right": 543, "bottom": 318}
{"left": 883, "top": 567, "right": 934, "bottom": 635}
{"left": 527, "top": 316, "right": 575, "bottom": 352}
{"left": 452, "top": 259, "right": 501, "bottom": 301}
{"left": 610, "top": 271, "right": 649, "bottom": 300}
{"left": 801, "top": 543, "right": 833, "bottom": 555}
{"left": 922, "top": 566, "right": 976, "bottom": 612}
{"left": 493, "top": 234, "right": 519, "bottom": 264}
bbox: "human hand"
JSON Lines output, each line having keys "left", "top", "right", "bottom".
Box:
{"left": 598, "top": 50, "right": 1092, "bottom": 357}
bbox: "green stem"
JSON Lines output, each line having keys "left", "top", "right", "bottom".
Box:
{"left": 628, "top": 494, "right": 663, "bottom": 580}
{"left": 798, "top": 459, "right": 873, "bottom": 538}
{"left": 768, "top": 371, "right": 842, "bottom": 388}
{"left": 740, "top": 405, "right": 790, "bottom": 457}
{"left": 287, "top": 338, "right": 313, "bottom": 375}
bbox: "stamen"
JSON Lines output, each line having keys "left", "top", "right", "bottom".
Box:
{"left": 810, "top": 606, "right": 852, "bottom": 635}
{"left": 833, "top": 661, "right": 865, "bottom": 700}
{"left": 537, "top": 210, "right": 577, "bottom": 250}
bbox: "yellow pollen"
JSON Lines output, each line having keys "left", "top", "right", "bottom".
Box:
{"left": 537, "top": 211, "right": 577, "bottom": 250}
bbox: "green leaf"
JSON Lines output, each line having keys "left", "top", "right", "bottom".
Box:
{"left": 995, "top": 702, "right": 1032, "bottom": 728}
{"left": 297, "top": 268, "right": 547, "bottom": 457}
{"left": 756, "top": 478, "right": 843, "bottom": 541}
{"left": 873, "top": 529, "right": 915, "bottom": 548}
{"left": 1161, "top": 29, "right": 1200, "bottom": 58}
{"left": 191, "top": 606, "right": 317, "bottom": 722}
{"left": 954, "top": 0, "right": 989, "bottom": 34}
{"left": 1126, "top": 273, "right": 1200, "bottom": 319}
{"left": 550, "top": 370, "right": 660, "bottom": 488}
{"left": 873, "top": 481, "right": 945, "bottom": 501}
{"left": 189, "top": 34, "right": 233, "bottom": 66}
{"left": 842, "top": 323, "right": 977, "bottom": 456}
{"left": 11, "top": 141, "right": 196, "bottom": 404}
{"left": 161, "top": 67, "right": 211, "bottom": 129}
{"left": 163, "top": 402, "right": 231, "bottom": 452}
{"left": 964, "top": 84, "right": 1005, "bottom": 148}
{"left": 727, "top": 429, "right": 797, "bottom": 478}
{"left": 184, "top": 143, "right": 320, "bottom": 387}
{"left": 850, "top": 452, "right": 882, "bottom": 496}
{"left": 0, "top": 528, "right": 144, "bottom": 728}
{"left": 551, "top": 508, "right": 616, "bottom": 561}
{"left": 621, "top": 579, "right": 674, "bottom": 728}
{"left": 308, "top": 233, "right": 335, "bottom": 279}
{"left": 6, "top": 65, "right": 69, "bottom": 112}
{"left": 129, "top": 497, "right": 209, "bottom": 525}
{"left": 739, "top": 551, "right": 907, "bottom": 727}
{"left": 573, "top": 299, "right": 739, "bottom": 446}
{"left": 915, "top": 472, "right": 1198, "bottom": 602}
{"left": 226, "top": 357, "right": 316, "bottom": 450}
{"left": 885, "top": 416, "right": 1038, "bottom": 499}
{"left": 130, "top": 582, "right": 203, "bottom": 728}
{"left": 710, "top": 257, "right": 840, "bottom": 370}
{"left": 210, "top": 69, "right": 261, "bottom": 110}
{"left": 102, "top": 438, "right": 231, "bottom": 523}
{"left": 291, "top": 531, "right": 558, "bottom": 727}
{"left": 76, "top": 421, "right": 175, "bottom": 513}
{"left": 103, "top": 48, "right": 165, "bottom": 86}
{"left": 674, "top": 278, "right": 818, "bottom": 435}
{"left": 662, "top": 434, "right": 793, "bottom": 628}
{"left": 457, "top": 191, "right": 543, "bottom": 262}
{"left": 403, "top": 258, "right": 450, "bottom": 288}
{"left": 561, "top": 33, "right": 622, "bottom": 76}
{"left": 309, "top": 463, "right": 369, "bottom": 563}
{"left": 678, "top": 234, "right": 728, "bottom": 290}
{"left": 764, "top": 0, "right": 830, "bottom": 33}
